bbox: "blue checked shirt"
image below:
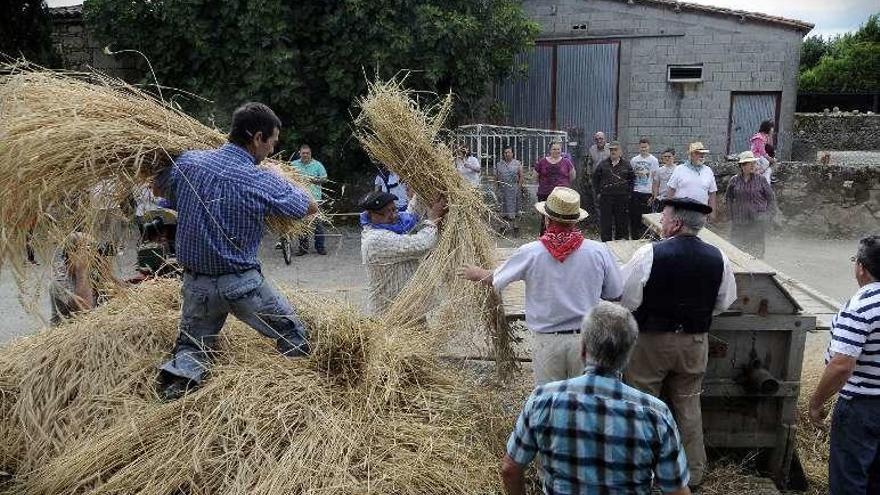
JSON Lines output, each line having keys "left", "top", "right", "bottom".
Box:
{"left": 508, "top": 368, "right": 689, "bottom": 494}
{"left": 158, "top": 143, "right": 311, "bottom": 275}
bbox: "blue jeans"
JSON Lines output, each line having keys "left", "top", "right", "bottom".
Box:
{"left": 829, "top": 397, "right": 880, "bottom": 495}
{"left": 299, "top": 220, "right": 325, "bottom": 252}
{"left": 159, "top": 269, "right": 309, "bottom": 383}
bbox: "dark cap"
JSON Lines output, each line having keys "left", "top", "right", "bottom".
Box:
{"left": 359, "top": 191, "right": 397, "bottom": 212}
{"left": 659, "top": 197, "right": 713, "bottom": 215}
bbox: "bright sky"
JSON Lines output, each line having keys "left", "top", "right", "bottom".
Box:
{"left": 46, "top": 0, "right": 877, "bottom": 38}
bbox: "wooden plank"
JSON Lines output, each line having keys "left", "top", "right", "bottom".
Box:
{"left": 702, "top": 380, "right": 800, "bottom": 398}
{"left": 711, "top": 314, "right": 815, "bottom": 332}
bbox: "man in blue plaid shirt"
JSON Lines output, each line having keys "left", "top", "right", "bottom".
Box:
{"left": 155, "top": 102, "right": 318, "bottom": 400}
{"left": 502, "top": 302, "right": 691, "bottom": 495}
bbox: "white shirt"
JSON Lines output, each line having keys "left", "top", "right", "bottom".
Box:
{"left": 825, "top": 281, "right": 880, "bottom": 399}
{"left": 667, "top": 162, "right": 717, "bottom": 205}
{"left": 374, "top": 173, "right": 408, "bottom": 209}
{"left": 619, "top": 240, "right": 737, "bottom": 314}
{"left": 456, "top": 156, "right": 481, "bottom": 187}
{"left": 361, "top": 221, "right": 437, "bottom": 314}
{"left": 630, "top": 154, "right": 659, "bottom": 194}
{"left": 492, "top": 240, "right": 624, "bottom": 333}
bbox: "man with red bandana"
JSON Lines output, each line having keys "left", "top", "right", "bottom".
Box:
{"left": 459, "top": 187, "right": 623, "bottom": 385}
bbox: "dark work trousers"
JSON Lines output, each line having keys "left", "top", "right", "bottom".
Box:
{"left": 599, "top": 194, "right": 629, "bottom": 242}
{"left": 537, "top": 192, "right": 549, "bottom": 235}
{"left": 298, "top": 220, "right": 325, "bottom": 253}
{"left": 630, "top": 192, "right": 653, "bottom": 239}
{"left": 829, "top": 397, "right": 880, "bottom": 495}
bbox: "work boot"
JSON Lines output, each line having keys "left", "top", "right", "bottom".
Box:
{"left": 159, "top": 375, "right": 198, "bottom": 401}
{"left": 295, "top": 249, "right": 308, "bottom": 256}
{"left": 316, "top": 248, "right": 327, "bottom": 255}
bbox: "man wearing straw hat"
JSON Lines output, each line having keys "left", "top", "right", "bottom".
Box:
{"left": 459, "top": 187, "right": 623, "bottom": 385}
{"left": 667, "top": 142, "right": 718, "bottom": 220}
{"left": 154, "top": 102, "right": 318, "bottom": 400}
{"left": 359, "top": 190, "right": 447, "bottom": 314}
{"left": 619, "top": 197, "right": 737, "bottom": 488}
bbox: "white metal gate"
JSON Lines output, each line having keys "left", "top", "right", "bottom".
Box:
{"left": 449, "top": 124, "right": 569, "bottom": 174}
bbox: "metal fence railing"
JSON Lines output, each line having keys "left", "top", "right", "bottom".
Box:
{"left": 448, "top": 124, "right": 569, "bottom": 175}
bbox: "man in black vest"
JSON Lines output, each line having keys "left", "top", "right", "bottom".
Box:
{"left": 619, "top": 197, "right": 737, "bottom": 489}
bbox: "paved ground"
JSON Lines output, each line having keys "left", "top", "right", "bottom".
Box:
{"left": 0, "top": 219, "right": 859, "bottom": 351}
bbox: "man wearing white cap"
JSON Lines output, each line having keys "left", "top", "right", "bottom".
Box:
{"left": 459, "top": 187, "right": 624, "bottom": 385}
{"left": 667, "top": 142, "right": 717, "bottom": 219}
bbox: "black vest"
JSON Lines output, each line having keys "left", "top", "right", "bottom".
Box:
{"left": 633, "top": 235, "right": 725, "bottom": 334}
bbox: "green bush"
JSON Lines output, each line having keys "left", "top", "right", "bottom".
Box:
{"left": 0, "top": 0, "right": 58, "bottom": 66}
{"left": 83, "top": 0, "right": 539, "bottom": 182}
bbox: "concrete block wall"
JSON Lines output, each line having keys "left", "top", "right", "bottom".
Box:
{"left": 50, "top": 18, "right": 140, "bottom": 80}
{"left": 522, "top": 0, "right": 807, "bottom": 160}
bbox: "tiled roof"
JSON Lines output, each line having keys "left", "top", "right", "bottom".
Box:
{"left": 627, "top": 0, "right": 814, "bottom": 32}
{"left": 48, "top": 4, "right": 83, "bottom": 19}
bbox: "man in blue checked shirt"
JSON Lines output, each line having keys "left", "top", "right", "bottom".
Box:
{"left": 502, "top": 302, "right": 691, "bottom": 495}
{"left": 809, "top": 235, "right": 880, "bottom": 495}
{"left": 154, "top": 102, "right": 318, "bottom": 400}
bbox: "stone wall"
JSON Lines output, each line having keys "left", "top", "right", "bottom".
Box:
{"left": 793, "top": 113, "right": 880, "bottom": 151}
{"left": 50, "top": 8, "right": 139, "bottom": 79}
{"left": 712, "top": 161, "right": 880, "bottom": 239}
{"left": 522, "top": 0, "right": 807, "bottom": 160}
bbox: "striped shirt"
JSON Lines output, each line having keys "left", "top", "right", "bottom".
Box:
{"left": 158, "top": 143, "right": 311, "bottom": 275}
{"left": 825, "top": 281, "right": 880, "bottom": 399}
{"left": 507, "top": 368, "right": 689, "bottom": 494}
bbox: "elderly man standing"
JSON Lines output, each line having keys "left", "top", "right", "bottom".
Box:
{"left": 592, "top": 141, "right": 634, "bottom": 242}
{"left": 459, "top": 187, "right": 623, "bottom": 385}
{"left": 155, "top": 102, "right": 318, "bottom": 400}
{"left": 667, "top": 142, "right": 717, "bottom": 219}
{"left": 620, "top": 197, "right": 737, "bottom": 489}
{"left": 291, "top": 144, "right": 328, "bottom": 256}
{"left": 360, "top": 190, "right": 446, "bottom": 314}
{"left": 809, "top": 236, "right": 880, "bottom": 495}
{"left": 587, "top": 131, "right": 610, "bottom": 174}
{"left": 501, "top": 302, "right": 692, "bottom": 495}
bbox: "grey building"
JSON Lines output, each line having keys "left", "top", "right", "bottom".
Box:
{"left": 496, "top": 0, "right": 813, "bottom": 160}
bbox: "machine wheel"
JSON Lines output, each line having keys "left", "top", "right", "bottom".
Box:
{"left": 280, "top": 236, "right": 292, "bottom": 265}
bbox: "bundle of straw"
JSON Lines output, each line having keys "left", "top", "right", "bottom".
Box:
{"left": 0, "top": 66, "right": 316, "bottom": 299}
{"left": 0, "top": 280, "right": 509, "bottom": 494}
{"left": 354, "top": 78, "right": 518, "bottom": 378}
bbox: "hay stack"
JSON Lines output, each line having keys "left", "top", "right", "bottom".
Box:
{"left": 0, "top": 66, "right": 316, "bottom": 298}
{"left": 0, "top": 280, "right": 508, "bottom": 494}
{"left": 354, "top": 79, "right": 517, "bottom": 377}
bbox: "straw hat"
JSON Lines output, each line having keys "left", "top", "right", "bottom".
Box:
{"left": 738, "top": 150, "right": 758, "bottom": 163}
{"left": 688, "top": 142, "right": 710, "bottom": 154}
{"left": 534, "top": 187, "right": 588, "bottom": 223}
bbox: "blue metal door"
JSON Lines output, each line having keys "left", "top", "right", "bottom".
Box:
{"left": 556, "top": 43, "right": 618, "bottom": 140}
{"left": 495, "top": 46, "right": 553, "bottom": 129}
{"left": 729, "top": 92, "right": 779, "bottom": 154}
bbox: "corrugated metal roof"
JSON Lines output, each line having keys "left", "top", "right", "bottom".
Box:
{"left": 622, "top": 0, "right": 813, "bottom": 32}
{"left": 48, "top": 4, "right": 83, "bottom": 19}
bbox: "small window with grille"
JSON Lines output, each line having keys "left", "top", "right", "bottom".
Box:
{"left": 667, "top": 65, "right": 703, "bottom": 83}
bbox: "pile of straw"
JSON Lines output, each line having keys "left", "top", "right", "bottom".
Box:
{"left": 354, "top": 78, "right": 517, "bottom": 377}
{"left": 0, "top": 66, "right": 316, "bottom": 298}
{"left": 0, "top": 280, "right": 508, "bottom": 494}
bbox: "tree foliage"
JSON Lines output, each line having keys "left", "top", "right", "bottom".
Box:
{"left": 83, "top": 0, "right": 539, "bottom": 178}
{"left": 799, "top": 14, "right": 880, "bottom": 92}
{"left": 0, "top": 0, "right": 57, "bottom": 65}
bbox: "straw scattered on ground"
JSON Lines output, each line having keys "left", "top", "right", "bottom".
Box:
{"left": 354, "top": 78, "right": 517, "bottom": 378}
{"left": 0, "top": 279, "right": 509, "bottom": 494}
{"left": 0, "top": 65, "right": 316, "bottom": 306}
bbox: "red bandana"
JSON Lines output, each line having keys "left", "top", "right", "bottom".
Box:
{"left": 539, "top": 224, "right": 584, "bottom": 262}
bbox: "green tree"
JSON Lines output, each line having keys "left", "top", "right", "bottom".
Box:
{"left": 83, "top": 0, "right": 539, "bottom": 180}
{"left": 799, "top": 35, "right": 828, "bottom": 71}
{"left": 0, "top": 0, "right": 58, "bottom": 65}
{"left": 799, "top": 14, "right": 880, "bottom": 92}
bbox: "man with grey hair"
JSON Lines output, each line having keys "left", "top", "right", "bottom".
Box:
{"left": 502, "top": 301, "right": 691, "bottom": 495}
{"left": 619, "top": 197, "right": 737, "bottom": 489}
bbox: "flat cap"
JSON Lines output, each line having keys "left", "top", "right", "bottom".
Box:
{"left": 659, "top": 197, "right": 713, "bottom": 215}
{"left": 359, "top": 191, "right": 397, "bottom": 211}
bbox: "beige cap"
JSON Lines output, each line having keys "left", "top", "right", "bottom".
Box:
{"left": 534, "top": 187, "right": 589, "bottom": 223}
{"left": 688, "top": 142, "right": 710, "bottom": 154}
